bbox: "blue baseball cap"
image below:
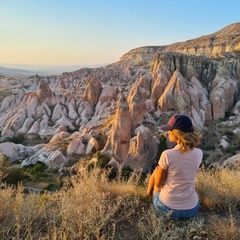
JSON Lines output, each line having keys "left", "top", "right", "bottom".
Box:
{"left": 160, "top": 114, "right": 194, "bottom": 133}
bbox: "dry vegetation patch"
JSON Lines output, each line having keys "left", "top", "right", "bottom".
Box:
{"left": 0, "top": 164, "right": 240, "bottom": 239}
{"left": 196, "top": 165, "right": 240, "bottom": 212}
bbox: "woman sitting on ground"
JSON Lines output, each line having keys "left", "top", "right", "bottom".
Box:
{"left": 147, "top": 114, "right": 203, "bottom": 219}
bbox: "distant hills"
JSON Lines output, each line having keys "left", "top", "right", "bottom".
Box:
{"left": 0, "top": 65, "right": 45, "bottom": 77}
{"left": 0, "top": 64, "right": 107, "bottom": 77}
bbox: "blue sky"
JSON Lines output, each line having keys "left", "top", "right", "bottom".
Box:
{"left": 0, "top": 0, "right": 239, "bottom": 66}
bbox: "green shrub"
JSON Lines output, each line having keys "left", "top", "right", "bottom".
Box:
{"left": 29, "top": 162, "right": 47, "bottom": 178}
{"left": 201, "top": 143, "right": 216, "bottom": 151}
{"left": 93, "top": 152, "right": 110, "bottom": 168}
{"left": 1, "top": 155, "right": 9, "bottom": 167}
{"left": 223, "top": 146, "right": 236, "bottom": 155}
{"left": 22, "top": 162, "right": 47, "bottom": 179}
{"left": 157, "top": 134, "right": 167, "bottom": 160}
{"left": 1, "top": 167, "right": 26, "bottom": 185}
{"left": 224, "top": 130, "right": 234, "bottom": 140}
{"left": 2, "top": 134, "right": 25, "bottom": 144}
{"left": 120, "top": 165, "right": 134, "bottom": 181}
{"left": 45, "top": 183, "right": 60, "bottom": 191}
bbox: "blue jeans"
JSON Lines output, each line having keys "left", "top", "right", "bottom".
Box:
{"left": 153, "top": 192, "right": 199, "bottom": 219}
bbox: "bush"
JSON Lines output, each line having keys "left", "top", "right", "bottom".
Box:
{"left": 29, "top": 162, "right": 47, "bottom": 178}
{"left": 2, "top": 134, "right": 25, "bottom": 144}
{"left": 223, "top": 146, "right": 236, "bottom": 155}
{"left": 22, "top": 162, "right": 47, "bottom": 179}
{"left": 93, "top": 152, "right": 110, "bottom": 168}
{"left": 120, "top": 165, "right": 133, "bottom": 181}
{"left": 157, "top": 134, "right": 167, "bottom": 160}
{"left": 1, "top": 167, "right": 26, "bottom": 185}
{"left": 201, "top": 143, "right": 216, "bottom": 151}
{"left": 1, "top": 155, "right": 9, "bottom": 167}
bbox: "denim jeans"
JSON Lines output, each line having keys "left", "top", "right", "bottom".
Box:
{"left": 153, "top": 192, "right": 199, "bottom": 219}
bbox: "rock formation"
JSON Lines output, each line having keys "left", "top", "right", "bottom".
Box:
{"left": 127, "top": 86, "right": 147, "bottom": 128}
{"left": 125, "top": 125, "right": 159, "bottom": 172}
{"left": 102, "top": 96, "right": 131, "bottom": 161}
{"left": 82, "top": 76, "right": 103, "bottom": 106}
{"left": 0, "top": 22, "right": 240, "bottom": 170}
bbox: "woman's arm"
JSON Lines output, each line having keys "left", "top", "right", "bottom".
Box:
{"left": 154, "top": 166, "right": 167, "bottom": 188}
{"left": 147, "top": 173, "right": 155, "bottom": 196}
{"left": 147, "top": 166, "right": 167, "bottom": 196}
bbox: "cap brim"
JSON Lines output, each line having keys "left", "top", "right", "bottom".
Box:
{"left": 160, "top": 124, "right": 173, "bottom": 131}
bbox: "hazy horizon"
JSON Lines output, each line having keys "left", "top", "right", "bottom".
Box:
{"left": 1, "top": 0, "right": 240, "bottom": 67}
{"left": 0, "top": 63, "right": 109, "bottom": 77}
{"left": 0, "top": 63, "right": 107, "bottom": 71}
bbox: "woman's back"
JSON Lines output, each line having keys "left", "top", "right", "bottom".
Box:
{"left": 158, "top": 145, "right": 203, "bottom": 209}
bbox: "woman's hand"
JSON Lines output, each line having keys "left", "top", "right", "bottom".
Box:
{"left": 146, "top": 187, "right": 153, "bottom": 196}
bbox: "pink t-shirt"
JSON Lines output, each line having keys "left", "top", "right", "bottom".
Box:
{"left": 158, "top": 145, "right": 203, "bottom": 210}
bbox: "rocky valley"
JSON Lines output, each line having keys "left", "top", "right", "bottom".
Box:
{"left": 0, "top": 22, "right": 240, "bottom": 179}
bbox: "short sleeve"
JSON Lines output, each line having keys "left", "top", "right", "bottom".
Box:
{"left": 158, "top": 151, "right": 169, "bottom": 170}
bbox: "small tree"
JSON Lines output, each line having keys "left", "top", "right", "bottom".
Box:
{"left": 1, "top": 155, "right": 9, "bottom": 167}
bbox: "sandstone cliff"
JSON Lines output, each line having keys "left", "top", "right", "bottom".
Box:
{"left": 162, "top": 22, "right": 240, "bottom": 57}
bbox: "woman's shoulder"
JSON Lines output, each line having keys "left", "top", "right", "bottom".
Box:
{"left": 163, "top": 146, "right": 203, "bottom": 155}
{"left": 165, "top": 144, "right": 180, "bottom": 152}
{"left": 163, "top": 146, "right": 181, "bottom": 155}
{"left": 192, "top": 147, "right": 203, "bottom": 154}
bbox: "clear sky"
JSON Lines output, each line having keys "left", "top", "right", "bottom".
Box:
{"left": 1, "top": 0, "right": 239, "bottom": 67}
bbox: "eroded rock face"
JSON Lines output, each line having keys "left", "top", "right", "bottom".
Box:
{"left": 162, "top": 23, "right": 240, "bottom": 58}
{"left": 157, "top": 69, "right": 210, "bottom": 129}
{"left": 0, "top": 142, "right": 45, "bottom": 163}
{"left": 98, "top": 85, "right": 120, "bottom": 104}
{"left": 136, "top": 73, "right": 152, "bottom": 100}
{"left": 125, "top": 125, "right": 159, "bottom": 172}
{"left": 127, "top": 86, "right": 146, "bottom": 128}
{"left": 151, "top": 51, "right": 240, "bottom": 89}
{"left": 37, "top": 80, "right": 53, "bottom": 99}
{"left": 102, "top": 96, "right": 131, "bottom": 161}
{"left": 82, "top": 76, "right": 103, "bottom": 106}
{"left": 150, "top": 70, "right": 170, "bottom": 107}
{"left": 210, "top": 75, "right": 238, "bottom": 120}
{"left": 110, "top": 46, "right": 161, "bottom": 69}
{"left": 158, "top": 69, "right": 191, "bottom": 113}
{"left": 21, "top": 131, "right": 99, "bottom": 167}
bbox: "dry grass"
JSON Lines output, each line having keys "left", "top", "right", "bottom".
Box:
{"left": 0, "top": 164, "right": 239, "bottom": 239}
{"left": 196, "top": 165, "right": 240, "bottom": 211}
{"left": 206, "top": 213, "right": 240, "bottom": 240}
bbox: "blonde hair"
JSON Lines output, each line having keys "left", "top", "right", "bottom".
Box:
{"left": 171, "top": 129, "right": 202, "bottom": 154}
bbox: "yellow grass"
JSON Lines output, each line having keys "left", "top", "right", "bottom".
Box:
{"left": 0, "top": 164, "right": 239, "bottom": 239}
{"left": 206, "top": 213, "right": 240, "bottom": 240}
{"left": 196, "top": 165, "right": 240, "bottom": 211}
